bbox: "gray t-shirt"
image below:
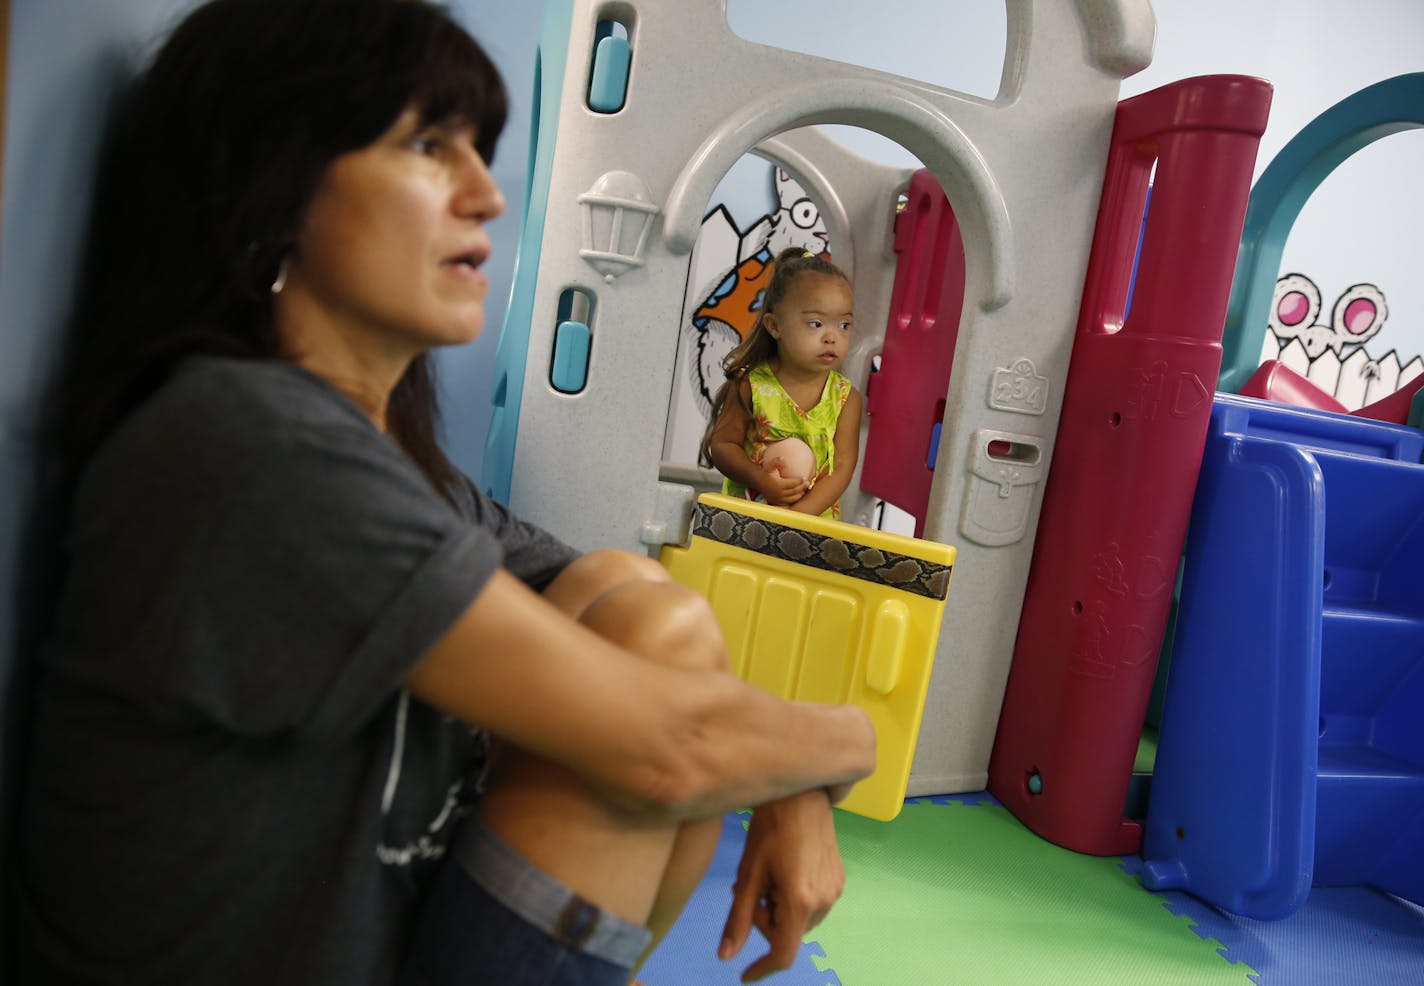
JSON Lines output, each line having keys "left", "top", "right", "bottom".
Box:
{"left": 19, "top": 356, "right": 579, "bottom": 985}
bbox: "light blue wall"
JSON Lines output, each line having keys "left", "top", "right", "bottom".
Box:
{"left": 0, "top": 0, "right": 543, "bottom": 561}
{"left": 432, "top": 4, "right": 544, "bottom": 478}
{"left": 2, "top": 0, "right": 190, "bottom": 626}
{"left": 0, "top": 0, "right": 544, "bottom": 964}
{"left": 0, "top": 3, "right": 544, "bottom": 635}
{"left": 1, "top": 0, "right": 194, "bottom": 935}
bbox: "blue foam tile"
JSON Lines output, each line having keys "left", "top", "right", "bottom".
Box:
{"left": 914, "top": 790, "right": 1002, "bottom": 809}
{"left": 1121, "top": 855, "right": 1424, "bottom": 985}
{"left": 805, "top": 941, "right": 843, "bottom": 986}
{"left": 638, "top": 812, "right": 846, "bottom": 986}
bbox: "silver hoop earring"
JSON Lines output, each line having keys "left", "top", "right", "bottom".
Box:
{"left": 270, "top": 257, "right": 289, "bottom": 295}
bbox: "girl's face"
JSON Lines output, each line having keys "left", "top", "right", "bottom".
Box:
{"left": 279, "top": 106, "right": 506, "bottom": 364}
{"left": 765, "top": 272, "right": 854, "bottom": 376}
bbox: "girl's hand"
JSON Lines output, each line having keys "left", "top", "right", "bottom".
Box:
{"left": 759, "top": 457, "right": 809, "bottom": 506}
{"left": 788, "top": 467, "right": 831, "bottom": 513}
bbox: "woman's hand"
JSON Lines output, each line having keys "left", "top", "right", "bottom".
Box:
{"left": 718, "top": 788, "right": 845, "bottom": 982}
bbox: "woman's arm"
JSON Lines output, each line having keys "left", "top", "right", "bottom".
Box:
{"left": 707, "top": 378, "right": 808, "bottom": 507}
{"left": 403, "top": 567, "right": 875, "bottom": 819}
{"left": 789, "top": 387, "right": 863, "bottom": 517}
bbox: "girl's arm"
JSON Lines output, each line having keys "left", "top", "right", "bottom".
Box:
{"left": 404, "top": 568, "right": 875, "bottom": 820}
{"left": 707, "top": 378, "right": 808, "bottom": 507}
{"left": 789, "top": 387, "right": 863, "bottom": 517}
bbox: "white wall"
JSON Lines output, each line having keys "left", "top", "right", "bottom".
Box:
{"left": 723, "top": 0, "right": 1424, "bottom": 372}
{"left": 1129, "top": 0, "right": 1424, "bottom": 366}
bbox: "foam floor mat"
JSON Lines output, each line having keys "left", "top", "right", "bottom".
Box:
{"left": 638, "top": 795, "right": 1424, "bottom": 985}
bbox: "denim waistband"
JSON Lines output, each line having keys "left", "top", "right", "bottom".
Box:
{"left": 451, "top": 817, "right": 653, "bottom": 969}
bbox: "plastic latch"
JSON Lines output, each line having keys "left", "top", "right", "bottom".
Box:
{"left": 588, "top": 36, "right": 630, "bottom": 113}
{"left": 551, "top": 320, "right": 591, "bottom": 393}
{"left": 865, "top": 599, "right": 909, "bottom": 695}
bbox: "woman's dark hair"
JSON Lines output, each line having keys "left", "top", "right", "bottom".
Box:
{"left": 697, "top": 247, "right": 848, "bottom": 466}
{"left": 57, "top": 0, "right": 507, "bottom": 495}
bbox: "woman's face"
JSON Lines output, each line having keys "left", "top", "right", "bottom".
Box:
{"left": 281, "top": 106, "right": 506, "bottom": 363}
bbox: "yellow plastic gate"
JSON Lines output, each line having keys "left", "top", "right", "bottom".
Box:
{"left": 661, "top": 493, "right": 955, "bottom": 821}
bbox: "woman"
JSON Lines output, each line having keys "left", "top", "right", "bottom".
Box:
{"left": 17, "top": 2, "right": 875, "bottom": 984}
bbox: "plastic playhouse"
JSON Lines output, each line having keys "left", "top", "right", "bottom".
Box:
{"left": 482, "top": 0, "right": 1423, "bottom": 921}
{"left": 484, "top": 0, "right": 1160, "bottom": 805}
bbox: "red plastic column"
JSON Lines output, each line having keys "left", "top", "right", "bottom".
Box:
{"left": 987, "top": 75, "right": 1273, "bottom": 856}
{"left": 860, "top": 169, "right": 966, "bottom": 538}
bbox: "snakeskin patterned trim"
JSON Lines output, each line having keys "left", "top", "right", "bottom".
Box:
{"left": 690, "top": 503, "right": 952, "bottom": 600}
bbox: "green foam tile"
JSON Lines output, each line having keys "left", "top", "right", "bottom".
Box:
{"left": 811, "top": 800, "right": 1256, "bottom": 985}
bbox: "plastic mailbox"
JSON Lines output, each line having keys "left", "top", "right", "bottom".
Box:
{"left": 1141, "top": 394, "right": 1424, "bottom": 919}
{"left": 987, "top": 75, "right": 1273, "bottom": 856}
{"left": 660, "top": 494, "right": 955, "bottom": 822}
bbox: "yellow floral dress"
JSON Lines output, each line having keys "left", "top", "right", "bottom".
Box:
{"left": 722, "top": 362, "right": 853, "bottom": 519}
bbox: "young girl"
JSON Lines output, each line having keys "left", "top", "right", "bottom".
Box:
{"left": 701, "top": 247, "right": 864, "bottom": 520}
